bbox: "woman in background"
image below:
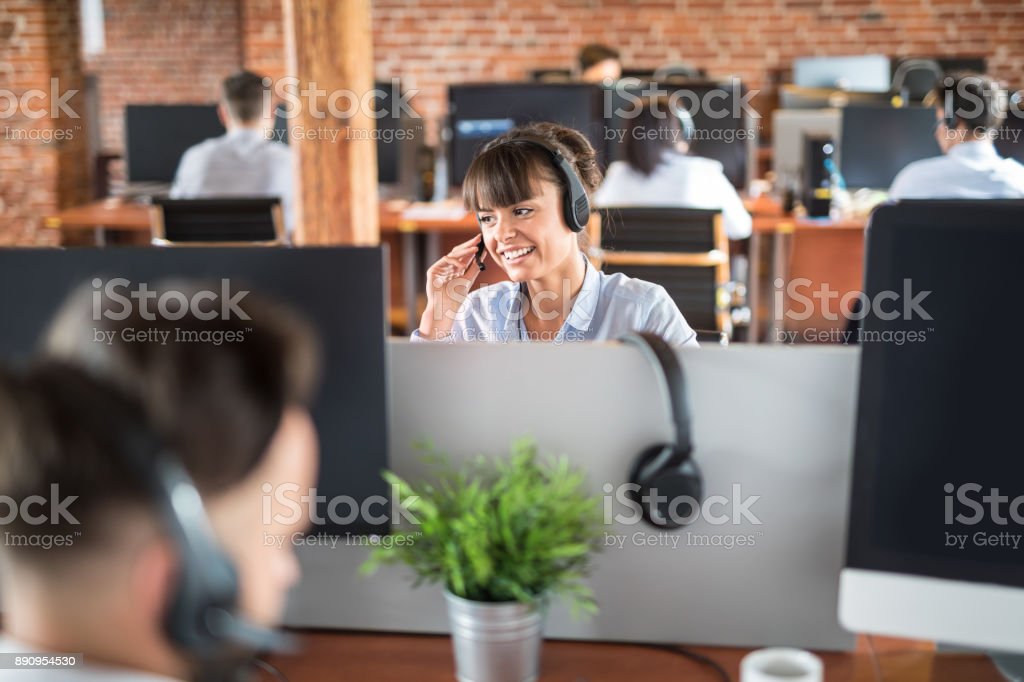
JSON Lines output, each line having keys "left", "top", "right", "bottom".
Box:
{"left": 414, "top": 122, "right": 698, "bottom": 348}
{"left": 594, "top": 96, "right": 753, "bottom": 241}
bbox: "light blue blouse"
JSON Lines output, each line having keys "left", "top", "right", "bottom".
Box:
{"left": 413, "top": 255, "right": 698, "bottom": 347}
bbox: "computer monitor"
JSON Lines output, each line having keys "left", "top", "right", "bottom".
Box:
{"left": 995, "top": 110, "right": 1024, "bottom": 165}
{"left": 772, "top": 109, "right": 840, "bottom": 183}
{"left": 0, "top": 247, "right": 390, "bottom": 535}
{"left": 793, "top": 55, "right": 891, "bottom": 92}
{"left": 603, "top": 79, "right": 755, "bottom": 189}
{"left": 837, "top": 105, "right": 940, "bottom": 189}
{"left": 124, "top": 104, "right": 226, "bottom": 183}
{"left": 840, "top": 201, "right": 1024, "bottom": 662}
{"left": 448, "top": 83, "right": 604, "bottom": 186}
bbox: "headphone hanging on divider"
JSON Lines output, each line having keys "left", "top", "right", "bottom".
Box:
{"left": 620, "top": 332, "right": 704, "bottom": 529}
{"left": 53, "top": 367, "right": 293, "bottom": 680}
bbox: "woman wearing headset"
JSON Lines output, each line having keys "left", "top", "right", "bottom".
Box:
{"left": 414, "top": 122, "right": 698, "bottom": 347}
{"left": 594, "top": 96, "right": 752, "bottom": 241}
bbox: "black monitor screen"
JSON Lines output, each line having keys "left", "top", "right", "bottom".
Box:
{"left": 838, "top": 105, "right": 941, "bottom": 189}
{"left": 995, "top": 111, "right": 1024, "bottom": 165}
{"left": 125, "top": 104, "right": 226, "bottom": 183}
{"left": 603, "top": 80, "right": 754, "bottom": 189}
{"left": 0, "top": 247, "right": 390, "bottom": 535}
{"left": 448, "top": 83, "right": 603, "bottom": 186}
{"left": 846, "top": 201, "right": 1024, "bottom": 591}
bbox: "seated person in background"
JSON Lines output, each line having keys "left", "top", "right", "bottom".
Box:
{"left": 889, "top": 72, "right": 1024, "bottom": 199}
{"left": 594, "top": 96, "right": 753, "bottom": 240}
{"left": 0, "top": 285, "right": 320, "bottom": 681}
{"left": 578, "top": 43, "right": 621, "bottom": 84}
{"left": 171, "top": 70, "right": 294, "bottom": 234}
{"left": 415, "top": 122, "right": 698, "bottom": 347}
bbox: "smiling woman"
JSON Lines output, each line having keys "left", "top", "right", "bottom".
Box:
{"left": 414, "top": 122, "right": 698, "bottom": 347}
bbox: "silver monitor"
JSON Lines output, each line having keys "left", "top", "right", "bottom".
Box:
{"left": 771, "top": 108, "right": 840, "bottom": 185}
{"left": 793, "top": 55, "right": 891, "bottom": 93}
{"left": 839, "top": 201, "right": 1024, "bottom": 668}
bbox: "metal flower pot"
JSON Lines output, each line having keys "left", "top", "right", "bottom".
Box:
{"left": 444, "top": 591, "right": 545, "bottom": 682}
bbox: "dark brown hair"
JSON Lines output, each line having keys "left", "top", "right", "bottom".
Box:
{"left": 222, "top": 70, "right": 270, "bottom": 122}
{"left": 579, "top": 43, "right": 620, "bottom": 73}
{"left": 932, "top": 72, "right": 1006, "bottom": 132}
{"left": 462, "top": 122, "right": 602, "bottom": 217}
{"left": 624, "top": 96, "right": 684, "bottom": 176}
{"left": 0, "top": 282, "right": 319, "bottom": 563}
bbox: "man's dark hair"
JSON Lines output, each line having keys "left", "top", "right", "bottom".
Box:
{"left": 0, "top": 282, "right": 320, "bottom": 564}
{"left": 222, "top": 70, "right": 270, "bottom": 123}
{"left": 932, "top": 72, "right": 1006, "bottom": 132}
{"left": 579, "top": 44, "right": 620, "bottom": 73}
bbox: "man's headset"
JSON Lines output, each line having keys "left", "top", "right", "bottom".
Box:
{"left": 473, "top": 135, "right": 592, "bottom": 272}
{"left": 52, "top": 366, "right": 292, "bottom": 679}
{"left": 620, "top": 332, "right": 704, "bottom": 529}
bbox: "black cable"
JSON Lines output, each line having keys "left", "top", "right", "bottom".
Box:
{"left": 630, "top": 642, "right": 733, "bottom": 682}
{"left": 251, "top": 658, "right": 288, "bottom": 682}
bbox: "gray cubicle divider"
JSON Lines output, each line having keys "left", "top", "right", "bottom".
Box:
{"left": 286, "top": 341, "right": 859, "bottom": 652}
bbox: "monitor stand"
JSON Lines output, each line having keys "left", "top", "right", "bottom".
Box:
{"left": 991, "top": 652, "right": 1024, "bottom": 681}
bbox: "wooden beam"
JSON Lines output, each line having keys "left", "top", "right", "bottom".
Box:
{"left": 283, "top": 0, "right": 378, "bottom": 245}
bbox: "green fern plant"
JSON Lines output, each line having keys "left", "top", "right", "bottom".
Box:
{"left": 362, "top": 438, "right": 604, "bottom": 615}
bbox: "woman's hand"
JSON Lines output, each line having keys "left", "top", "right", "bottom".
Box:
{"left": 417, "top": 234, "right": 485, "bottom": 339}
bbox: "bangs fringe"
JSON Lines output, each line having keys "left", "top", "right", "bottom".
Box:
{"left": 462, "top": 144, "right": 558, "bottom": 213}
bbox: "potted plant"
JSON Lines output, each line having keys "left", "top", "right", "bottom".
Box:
{"left": 363, "top": 438, "right": 604, "bottom": 682}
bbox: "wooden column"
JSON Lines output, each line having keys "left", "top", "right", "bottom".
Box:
{"left": 283, "top": 0, "right": 378, "bottom": 245}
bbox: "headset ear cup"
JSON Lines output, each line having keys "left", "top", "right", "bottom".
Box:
{"left": 628, "top": 444, "right": 704, "bottom": 529}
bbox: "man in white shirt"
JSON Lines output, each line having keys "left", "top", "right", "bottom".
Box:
{"left": 889, "top": 73, "right": 1024, "bottom": 200}
{"left": 0, "top": 285, "right": 320, "bottom": 681}
{"left": 171, "top": 71, "right": 294, "bottom": 235}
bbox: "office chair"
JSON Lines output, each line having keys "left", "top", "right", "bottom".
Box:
{"left": 149, "top": 198, "right": 285, "bottom": 247}
{"left": 891, "top": 58, "right": 943, "bottom": 104}
{"left": 652, "top": 63, "right": 705, "bottom": 83}
{"left": 593, "top": 207, "right": 733, "bottom": 336}
{"left": 529, "top": 68, "right": 573, "bottom": 83}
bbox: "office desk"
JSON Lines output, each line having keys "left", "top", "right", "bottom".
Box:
{"left": 743, "top": 196, "right": 867, "bottom": 343}
{"left": 266, "top": 631, "right": 1004, "bottom": 681}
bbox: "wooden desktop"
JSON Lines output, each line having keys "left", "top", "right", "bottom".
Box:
{"left": 264, "top": 630, "right": 1005, "bottom": 681}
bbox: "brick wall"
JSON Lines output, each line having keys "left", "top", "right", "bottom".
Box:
{"left": 255, "top": 0, "right": 1024, "bottom": 141}
{"left": 0, "top": 0, "right": 89, "bottom": 246}
{"left": 85, "top": 0, "right": 1024, "bottom": 156}
{"left": 3, "top": 0, "right": 1024, "bottom": 244}
{"left": 85, "top": 0, "right": 243, "bottom": 155}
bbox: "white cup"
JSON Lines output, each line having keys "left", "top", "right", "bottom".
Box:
{"left": 740, "top": 648, "right": 824, "bottom": 682}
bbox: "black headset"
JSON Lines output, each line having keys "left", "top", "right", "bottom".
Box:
{"left": 620, "top": 332, "right": 704, "bottom": 529}
{"left": 675, "top": 105, "right": 697, "bottom": 143}
{"left": 53, "top": 366, "right": 292, "bottom": 680}
{"left": 472, "top": 135, "right": 592, "bottom": 272}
